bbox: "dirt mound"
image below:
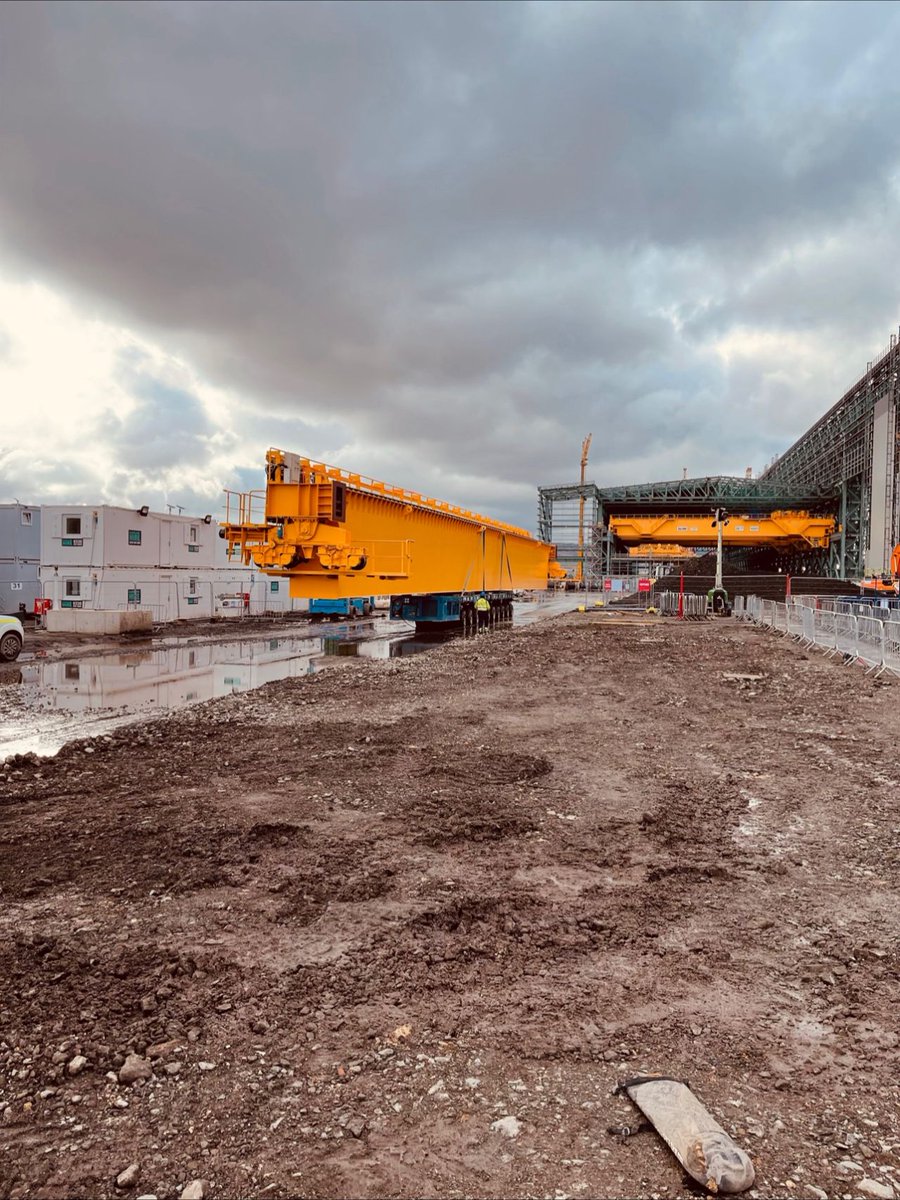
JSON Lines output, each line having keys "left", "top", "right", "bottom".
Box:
{"left": 2, "top": 618, "right": 900, "bottom": 1199}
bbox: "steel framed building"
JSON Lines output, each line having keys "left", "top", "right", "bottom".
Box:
{"left": 760, "top": 329, "right": 900, "bottom": 578}
{"left": 539, "top": 324, "right": 900, "bottom": 583}
{"left": 537, "top": 475, "right": 833, "bottom": 585}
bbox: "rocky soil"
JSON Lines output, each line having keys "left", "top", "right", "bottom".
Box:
{"left": 1, "top": 613, "right": 899, "bottom": 1199}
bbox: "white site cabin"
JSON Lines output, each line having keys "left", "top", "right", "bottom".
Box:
{"left": 39, "top": 504, "right": 305, "bottom": 623}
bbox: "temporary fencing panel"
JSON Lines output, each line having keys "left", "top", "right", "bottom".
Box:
{"left": 883, "top": 621, "right": 900, "bottom": 675}
{"left": 786, "top": 603, "right": 805, "bottom": 638}
{"left": 656, "top": 591, "right": 708, "bottom": 619}
{"left": 815, "top": 608, "right": 838, "bottom": 651}
{"left": 856, "top": 615, "right": 885, "bottom": 668}
{"left": 744, "top": 593, "right": 900, "bottom": 678}
{"left": 800, "top": 606, "right": 816, "bottom": 645}
{"left": 835, "top": 612, "right": 858, "bottom": 657}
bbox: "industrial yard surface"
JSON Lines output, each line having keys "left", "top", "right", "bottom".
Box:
{"left": 2, "top": 613, "right": 899, "bottom": 1200}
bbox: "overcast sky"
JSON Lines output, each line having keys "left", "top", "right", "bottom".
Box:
{"left": 2, "top": 0, "right": 900, "bottom": 531}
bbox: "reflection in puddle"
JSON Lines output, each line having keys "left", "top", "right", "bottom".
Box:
{"left": 3, "top": 601, "right": 580, "bottom": 761}
{"left": 323, "top": 634, "right": 453, "bottom": 659}
{"left": 3, "top": 623, "right": 433, "bottom": 760}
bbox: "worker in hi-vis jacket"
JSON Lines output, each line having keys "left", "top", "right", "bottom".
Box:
{"left": 475, "top": 594, "right": 491, "bottom": 630}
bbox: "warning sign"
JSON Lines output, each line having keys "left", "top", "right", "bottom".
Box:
{"left": 637, "top": 578, "right": 652, "bottom": 593}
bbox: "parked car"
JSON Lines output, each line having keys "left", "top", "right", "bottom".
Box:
{"left": 0, "top": 615, "right": 24, "bottom": 662}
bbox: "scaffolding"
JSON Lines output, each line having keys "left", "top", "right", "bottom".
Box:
{"left": 536, "top": 486, "right": 600, "bottom": 583}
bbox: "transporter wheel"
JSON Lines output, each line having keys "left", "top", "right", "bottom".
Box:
{"left": 0, "top": 632, "right": 22, "bottom": 662}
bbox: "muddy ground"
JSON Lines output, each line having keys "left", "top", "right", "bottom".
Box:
{"left": 1, "top": 613, "right": 898, "bottom": 1200}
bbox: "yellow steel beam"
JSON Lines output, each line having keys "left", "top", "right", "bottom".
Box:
{"left": 224, "top": 449, "right": 565, "bottom": 598}
{"left": 626, "top": 543, "right": 695, "bottom": 558}
{"left": 609, "top": 511, "right": 834, "bottom": 549}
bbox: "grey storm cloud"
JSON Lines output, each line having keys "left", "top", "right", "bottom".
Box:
{"left": 2, "top": 0, "right": 900, "bottom": 526}
{"left": 95, "top": 349, "right": 215, "bottom": 472}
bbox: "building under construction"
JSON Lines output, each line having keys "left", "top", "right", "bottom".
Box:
{"left": 538, "top": 325, "right": 900, "bottom": 586}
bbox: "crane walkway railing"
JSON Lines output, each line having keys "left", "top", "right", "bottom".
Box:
{"left": 737, "top": 593, "right": 900, "bottom": 678}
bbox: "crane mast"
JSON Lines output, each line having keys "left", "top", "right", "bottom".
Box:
{"left": 576, "top": 433, "right": 592, "bottom": 583}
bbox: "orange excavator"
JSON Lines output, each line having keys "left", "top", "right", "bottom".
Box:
{"left": 859, "top": 544, "right": 900, "bottom": 595}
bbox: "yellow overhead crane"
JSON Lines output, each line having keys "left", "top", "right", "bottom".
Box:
{"left": 609, "top": 511, "right": 835, "bottom": 550}
{"left": 223, "top": 448, "right": 565, "bottom": 626}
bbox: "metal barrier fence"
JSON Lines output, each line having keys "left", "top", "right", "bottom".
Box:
{"left": 657, "top": 592, "right": 709, "bottom": 619}
{"left": 782, "top": 594, "right": 900, "bottom": 620}
{"left": 857, "top": 615, "right": 885, "bottom": 668}
{"left": 739, "top": 593, "right": 900, "bottom": 678}
{"left": 884, "top": 620, "right": 900, "bottom": 675}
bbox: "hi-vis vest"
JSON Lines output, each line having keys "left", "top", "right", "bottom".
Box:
{"left": 474, "top": 597, "right": 490, "bottom": 612}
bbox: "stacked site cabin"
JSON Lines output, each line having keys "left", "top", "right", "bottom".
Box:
{"left": 0, "top": 502, "right": 41, "bottom": 617}
{"left": 38, "top": 504, "right": 305, "bottom": 621}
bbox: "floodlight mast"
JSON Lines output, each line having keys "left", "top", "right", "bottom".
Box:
{"left": 713, "top": 507, "right": 729, "bottom": 590}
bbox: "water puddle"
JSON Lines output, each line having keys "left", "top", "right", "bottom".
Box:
{"left": 1, "top": 596, "right": 588, "bottom": 761}
{"left": 1, "top": 622, "right": 432, "bottom": 760}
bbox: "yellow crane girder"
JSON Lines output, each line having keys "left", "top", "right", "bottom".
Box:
{"left": 626, "top": 543, "right": 695, "bottom": 558}
{"left": 223, "top": 449, "right": 565, "bottom": 599}
{"left": 609, "top": 511, "right": 835, "bottom": 549}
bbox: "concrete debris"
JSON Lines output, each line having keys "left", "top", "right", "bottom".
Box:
{"left": 858, "top": 1181, "right": 895, "bottom": 1200}
{"left": 115, "top": 1163, "right": 140, "bottom": 1189}
{"left": 118, "top": 1055, "right": 152, "bottom": 1085}
{"left": 491, "top": 1115, "right": 522, "bottom": 1138}
{"left": 146, "top": 1039, "right": 182, "bottom": 1059}
{"left": 346, "top": 1115, "right": 367, "bottom": 1138}
{"left": 179, "top": 1182, "right": 210, "bottom": 1200}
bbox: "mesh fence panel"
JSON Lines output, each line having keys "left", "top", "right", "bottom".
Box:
{"left": 857, "top": 616, "right": 885, "bottom": 667}
{"left": 835, "top": 613, "right": 858, "bottom": 657}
